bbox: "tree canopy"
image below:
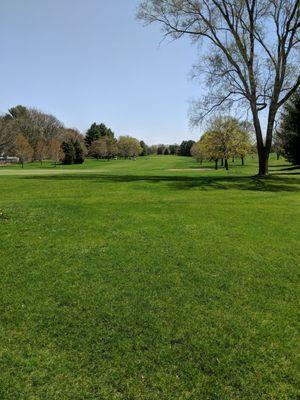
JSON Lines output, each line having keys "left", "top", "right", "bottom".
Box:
{"left": 85, "top": 123, "right": 115, "bottom": 147}
{"left": 191, "top": 116, "right": 253, "bottom": 169}
{"left": 138, "top": 0, "right": 300, "bottom": 175}
{"left": 117, "top": 136, "right": 142, "bottom": 158}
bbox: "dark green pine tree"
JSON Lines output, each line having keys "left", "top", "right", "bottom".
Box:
{"left": 278, "top": 91, "right": 300, "bottom": 165}
{"left": 139, "top": 141, "right": 148, "bottom": 156}
{"left": 73, "top": 139, "right": 85, "bottom": 164}
{"left": 179, "top": 140, "right": 195, "bottom": 156}
{"left": 61, "top": 141, "right": 75, "bottom": 164}
{"left": 85, "top": 123, "right": 115, "bottom": 147}
{"left": 85, "top": 123, "right": 101, "bottom": 147}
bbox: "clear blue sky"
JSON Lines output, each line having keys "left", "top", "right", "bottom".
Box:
{"left": 0, "top": 0, "right": 203, "bottom": 144}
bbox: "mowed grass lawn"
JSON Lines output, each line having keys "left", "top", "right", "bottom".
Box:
{"left": 0, "top": 156, "right": 299, "bottom": 399}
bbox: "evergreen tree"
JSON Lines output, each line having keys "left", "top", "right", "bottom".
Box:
{"left": 278, "top": 91, "right": 300, "bottom": 165}
{"left": 61, "top": 141, "right": 75, "bottom": 164}
{"left": 73, "top": 139, "right": 85, "bottom": 164}
{"left": 140, "top": 140, "right": 148, "bottom": 156}
{"left": 179, "top": 140, "right": 195, "bottom": 156}
{"left": 169, "top": 144, "right": 179, "bottom": 155}
{"left": 85, "top": 122, "right": 115, "bottom": 147}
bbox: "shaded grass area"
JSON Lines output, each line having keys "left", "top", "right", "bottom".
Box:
{"left": 0, "top": 156, "right": 299, "bottom": 399}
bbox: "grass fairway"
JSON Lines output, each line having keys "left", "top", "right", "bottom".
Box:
{"left": 0, "top": 156, "right": 299, "bottom": 399}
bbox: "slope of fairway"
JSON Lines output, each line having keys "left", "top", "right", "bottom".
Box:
{"left": 0, "top": 156, "right": 299, "bottom": 399}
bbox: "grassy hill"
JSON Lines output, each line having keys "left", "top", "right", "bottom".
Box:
{"left": 0, "top": 155, "right": 299, "bottom": 399}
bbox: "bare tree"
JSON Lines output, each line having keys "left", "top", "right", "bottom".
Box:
{"left": 15, "top": 135, "right": 34, "bottom": 168}
{"left": 35, "top": 140, "right": 48, "bottom": 165}
{"left": 138, "top": 0, "right": 300, "bottom": 175}
{"left": 48, "top": 138, "right": 63, "bottom": 166}
{"left": 0, "top": 118, "right": 16, "bottom": 155}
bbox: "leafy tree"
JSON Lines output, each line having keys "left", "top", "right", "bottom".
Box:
{"left": 61, "top": 141, "right": 75, "bottom": 165}
{"left": 191, "top": 117, "right": 252, "bottom": 169}
{"left": 140, "top": 141, "right": 149, "bottom": 156}
{"left": 15, "top": 135, "right": 34, "bottom": 168}
{"left": 85, "top": 122, "right": 115, "bottom": 147}
{"left": 233, "top": 122, "right": 253, "bottom": 166}
{"left": 179, "top": 140, "right": 195, "bottom": 156}
{"left": 106, "top": 138, "right": 118, "bottom": 159}
{"left": 73, "top": 139, "right": 85, "bottom": 164}
{"left": 61, "top": 138, "right": 84, "bottom": 165}
{"left": 157, "top": 145, "right": 166, "bottom": 155}
{"left": 272, "top": 132, "right": 285, "bottom": 160}
{"left": 89, "top": 137, "right": 118, "bottom": 160}
{"left": 164, "top": 147, "right": 170, "bottom": 155}
{"left": 117, "top": 136, "right": 142, "bottom": 158}
{"left": 138, "top": 0, "right": 300, "bottom": 176}
{"left": 191, "top": 141, "right": 205, "bottom": 164}
{"left": 89, "top": 138, "right": 107, "bottom": 159}
{"left": 277, "top": 91, "right": 300, "bottom": 165}
{"left": 148, "top": 145, "right": 158, "bottom": 155}
{"left": 169, "top": 144, "right": 179, "bottom": 155}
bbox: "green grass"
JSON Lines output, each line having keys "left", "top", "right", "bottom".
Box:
{"left": 0, "top": 155, "right": 299, "bottom": 399}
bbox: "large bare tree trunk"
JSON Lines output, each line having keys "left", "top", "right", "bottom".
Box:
{"left": 251, "top": 106, "right": 272, "bottom": 176}
{"left": 258, "top": 148, "right": 269, "bottom": 176}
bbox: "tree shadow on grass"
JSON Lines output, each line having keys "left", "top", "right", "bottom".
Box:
{"left": 23, "top": 173, "right": 300, "bottom": 192}
{"left": 269, "top": 165, "right": 300, "bottom": 176}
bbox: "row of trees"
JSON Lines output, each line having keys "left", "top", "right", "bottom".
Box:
{"left": 0, "top": 107, "right": 146, "bottom": 165}
{"left": 191, "top": 116, "right": 253, "bottom": 170}
{"left": 0, "top": 105, "right": 86, "bottom": 166}
{"left": 140, "top": 141, "right": 196, "bottom": 156}
{"left": 88, "top": 135, "right": 142, "bottom": 159}
{"left": 84, "top": 122, "right": 143, "bottom": 159}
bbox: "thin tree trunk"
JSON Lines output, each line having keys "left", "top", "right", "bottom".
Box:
{"left": 215, "top": 159, "right": 218, "bottom": 170}
{"left": 224, "top": 158, "right": 229, "bottom": 170}
{"left": 277, "top": 153, "right": 280, "bottom": 160}
{"left": 241, "top": 157, "right": 244, "bottom": 166}
{"left": 221, "top": 158, "right": 224, "bottom": 167}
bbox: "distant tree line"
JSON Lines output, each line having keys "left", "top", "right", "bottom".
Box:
{"left": 0, "top": 105, "right": 86, "bottom": 167}
{"left": 0, "top": 106, "right": 145, "bottom": 166}
{"left": 139, "top": 141, "right": 196, "bottom": 157}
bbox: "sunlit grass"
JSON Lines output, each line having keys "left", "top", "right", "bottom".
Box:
{"left": 0, "top": 155, "right": 299, "bottom": 399}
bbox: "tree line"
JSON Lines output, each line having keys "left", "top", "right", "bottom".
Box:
{"left": 0, "top": 106, "right": 200, "bottom": 166}
{"left": 0, "top": 106, "right": 144, "bottom": 166}
{"left": 1, "top": 97, "right": 298, "bottom": 168}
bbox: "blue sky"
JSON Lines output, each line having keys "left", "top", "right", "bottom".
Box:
{"left": 0, "top": 0, "right": 203, "bottom": 144}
